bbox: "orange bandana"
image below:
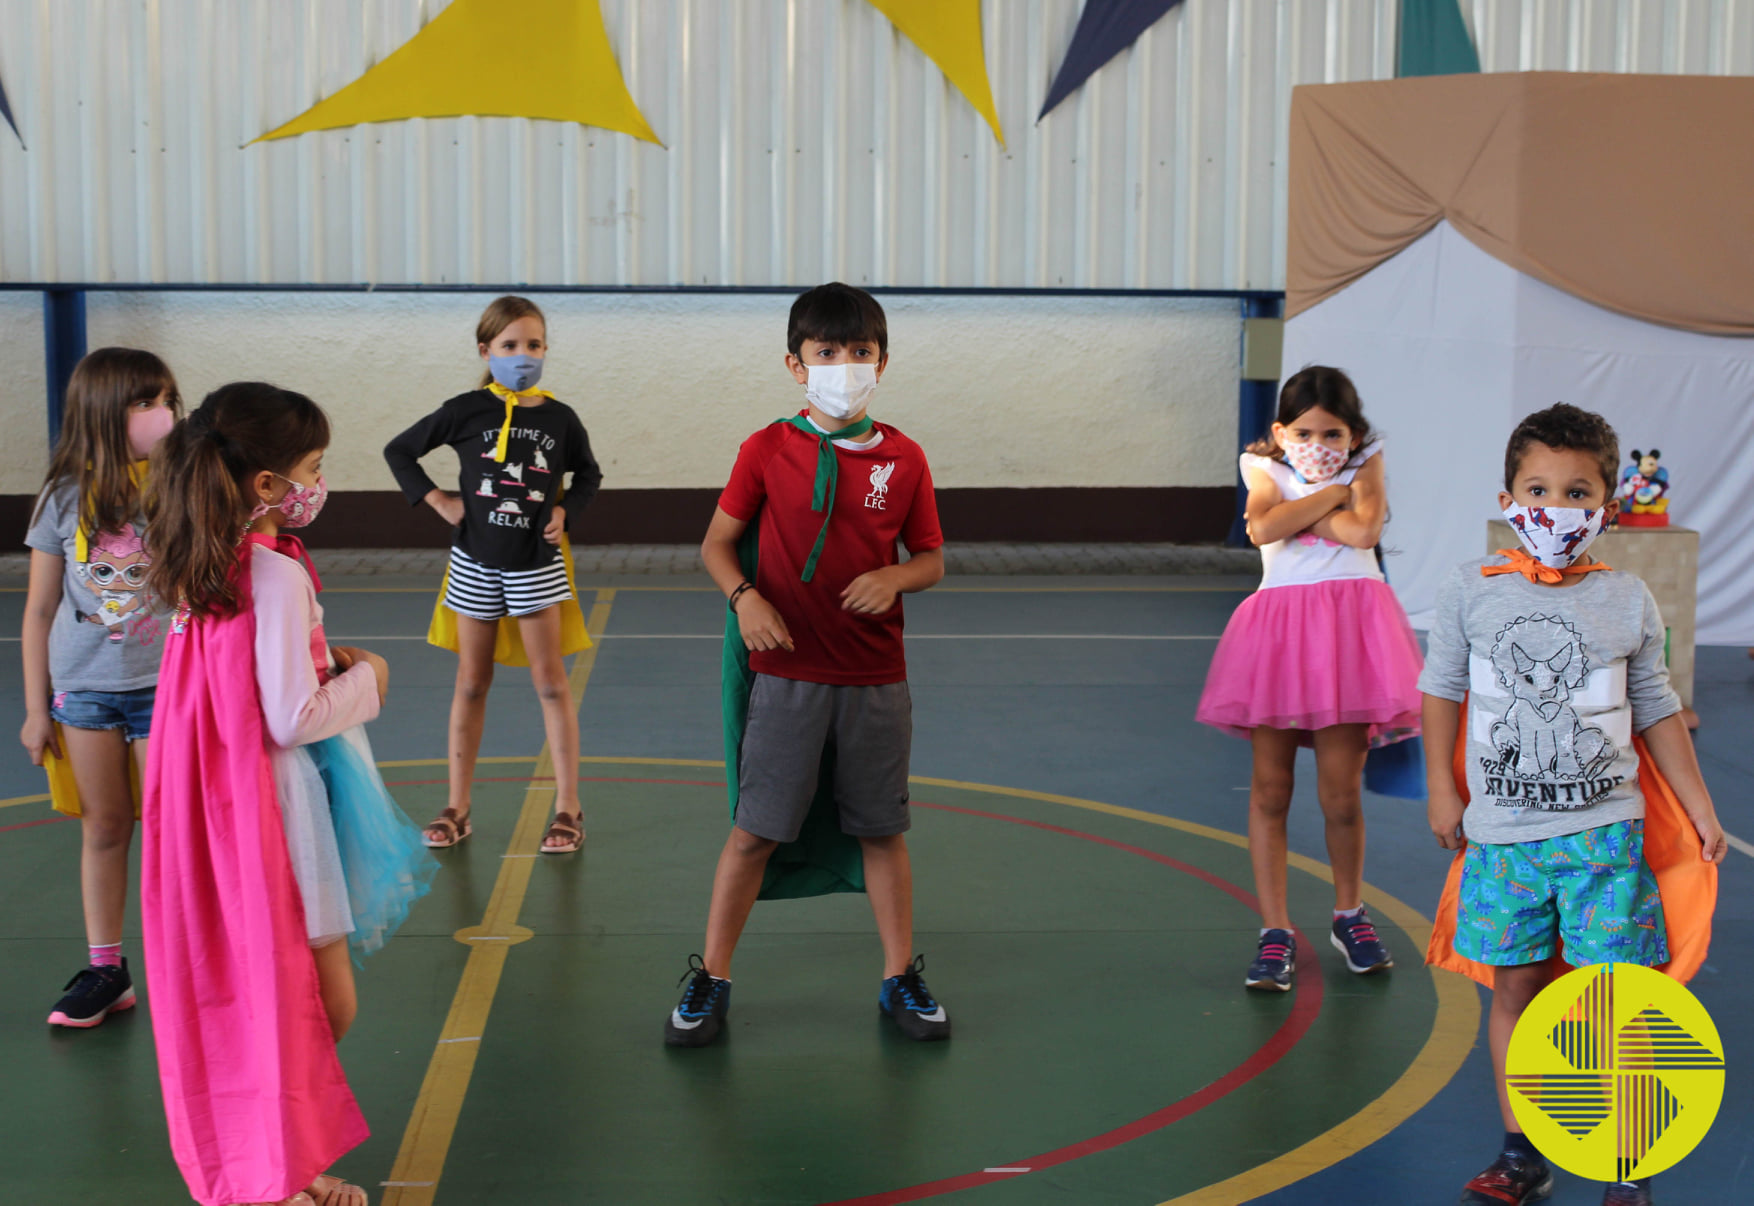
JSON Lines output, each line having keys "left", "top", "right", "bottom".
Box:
{"left": 1481, "top": 547, "right": 1612, "bottom": 585}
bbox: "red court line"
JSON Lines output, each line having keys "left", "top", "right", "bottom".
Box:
{"left": 818, "top": 801, "right": 1325, "bottom": 1206}
{"left": 0, "top": 816, "right": 73, "bottom": 835}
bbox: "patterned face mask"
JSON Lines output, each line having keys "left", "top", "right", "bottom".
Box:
{"left": 1501, "top": 503, "right": 1607, "bottom": 568}
{"left": 251, "top": 474, "right": 328, "bottom": 529}
{"left": 1281, "top": 438, "right": 1350, "bottom": 483}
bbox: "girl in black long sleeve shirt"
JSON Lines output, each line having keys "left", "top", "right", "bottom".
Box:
{"left": 383, "top": 296, "right": 600, "bottom": 854}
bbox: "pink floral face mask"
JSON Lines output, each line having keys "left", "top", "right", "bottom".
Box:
{"left": 250, "top": 474, "right": 328, "bottom": 529}
{"left": 1281, "top": 439, "right": 1350, "bottom": 484}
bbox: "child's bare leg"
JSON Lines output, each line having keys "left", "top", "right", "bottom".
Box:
{"left": 65, "top": 726, "right": 137, "bottom": 950}
{"left": 440, "top": 615, "right": 499, "bottom": 831}
{"left": 311, "top": 938, "right": 358, "bottom": 1040}
{"left": 1312, "top": 723, "right": 1370, "bottom": 911}
{"left": 702, "top": 827, "right": 779, "bottom": 978}
{"left": 1489, "top": 963, "right": 1552, "bottom": 1129}
{"left": 1247, "top": 727, "right": 1301, "bottom": 930}
{"left": 860, "top": 834, "right": 914, "bottom": 978}
{"left": 516, "top": 605, "right": 581, "bottom": 843}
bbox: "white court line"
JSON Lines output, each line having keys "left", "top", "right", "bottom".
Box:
{"left": 1726, "top": 830, "right": 1754, "bottom": 859}
{"left": 308, "top": 633, "right": 1224, "bottom": 642}
{"left": 0, "top": 632, "right": 1222, "bottom": 642}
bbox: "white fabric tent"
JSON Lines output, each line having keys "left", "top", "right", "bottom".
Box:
{"left": 1281, "top": 220, "right": 1754, "bottom": 645}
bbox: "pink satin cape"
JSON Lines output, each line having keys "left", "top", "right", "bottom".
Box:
{"left": 142, "top": 535, "right": 367, "bottom": 1205}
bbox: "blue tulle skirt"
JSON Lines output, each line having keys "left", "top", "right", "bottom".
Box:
{"left": 308, "top": 726, "right": 439, "bottom": 965}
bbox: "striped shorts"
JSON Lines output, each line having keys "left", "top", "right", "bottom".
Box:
{"left": 443, "top": 546, "right": 573, "bottom": 621}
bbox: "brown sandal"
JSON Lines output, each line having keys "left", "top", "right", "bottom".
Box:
{"left": 539, "top": 810, "right": 584, "bottom": 854}
{"left": 423, "top": 807, "right": 472, "bottom": 849}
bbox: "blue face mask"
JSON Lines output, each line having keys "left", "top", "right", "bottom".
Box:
{"left": 488, "top": 354, "right": 544, "bottom": 392}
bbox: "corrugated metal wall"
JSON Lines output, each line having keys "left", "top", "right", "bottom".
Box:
{"left": 0, "top": 0, "right": 1747, "bottom": 291}
{"left": 1466, "top": 0, "right": 1754, "bottom": 74}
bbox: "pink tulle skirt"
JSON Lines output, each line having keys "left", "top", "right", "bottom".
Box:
{"left": 1196, "top": 578, "right": 1423, "bottom": 745}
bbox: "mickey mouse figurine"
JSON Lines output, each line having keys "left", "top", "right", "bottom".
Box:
{"left": 1616, "top": 448, "right": 1671, "bottom": 527}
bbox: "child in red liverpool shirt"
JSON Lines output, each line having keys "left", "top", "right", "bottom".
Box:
{"left": 665, "top": 283, "right": 950, "bottom": 1047}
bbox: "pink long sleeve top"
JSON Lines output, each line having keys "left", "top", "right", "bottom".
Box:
{"left": 250, "top": 544, "right": 379, "bottom": 747}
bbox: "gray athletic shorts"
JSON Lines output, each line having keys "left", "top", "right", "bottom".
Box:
{"left": 734, "top": 674, "right": 913, "bottom": 843}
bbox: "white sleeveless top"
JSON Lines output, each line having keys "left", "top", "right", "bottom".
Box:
{"left": 1242, "top": 439, "right": 1385, "bottom": 590}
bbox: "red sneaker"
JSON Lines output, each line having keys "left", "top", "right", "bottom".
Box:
{"left": 1458, "top": 1152, "right": 1554, "bottom": 1204}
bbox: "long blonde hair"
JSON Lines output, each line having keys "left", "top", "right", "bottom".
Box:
{"left": 475, "top": 295, "right": 547, "bottom": 388}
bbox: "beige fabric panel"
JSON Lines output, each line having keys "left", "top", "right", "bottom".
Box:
{"left": 1287, "top": 73, "right": 1754, "bottom": 336}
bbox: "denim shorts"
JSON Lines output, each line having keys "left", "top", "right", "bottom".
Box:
{"left": 50, "top": 687, "right": 156, "bottom": 743}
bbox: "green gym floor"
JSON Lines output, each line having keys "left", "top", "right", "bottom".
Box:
{"left": 1, "top": 572, "right": 1748, "bottom": 1204}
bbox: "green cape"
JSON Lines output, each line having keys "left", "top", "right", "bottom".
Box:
{"left": 721, "top": 415, "right": 874, "bottom": 900}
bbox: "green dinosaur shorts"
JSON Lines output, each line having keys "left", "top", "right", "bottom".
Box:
{"left": 1454, "top": 819, "right": 1667, "bottom": 967}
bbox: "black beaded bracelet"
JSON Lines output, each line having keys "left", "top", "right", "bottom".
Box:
{"left": 728, "top": 580, "right": 754, "bottom": 613}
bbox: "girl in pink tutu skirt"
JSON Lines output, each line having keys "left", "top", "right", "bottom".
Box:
{"left": 1196, "top": 366, "right": 1422, "bottom": 993}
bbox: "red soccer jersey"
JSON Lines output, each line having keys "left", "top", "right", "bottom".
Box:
{"left": 718, "top": 415, "right": 943, "bottom": 686}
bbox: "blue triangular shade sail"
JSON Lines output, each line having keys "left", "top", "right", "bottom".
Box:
{"left": 0, "top": 70, "right": 21, "bottom": 146}
{"left": 1397, "top": 0, "right": 1480, "bottom": 76}
{"left": 1039, "top": 0, "right": 1182, "bottom": 120}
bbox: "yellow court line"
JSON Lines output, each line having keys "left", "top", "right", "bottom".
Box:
{"left": 379, "top": 589, "right": 616, "bottom": 1206}
{"left": 1, "top": 757, "right": 1469, "bottom": 1200}
{"left": 908, "top": 776, "right": 1482, "bottom": 1206}
{"left": 0, "top": 792, "right": 51, "bottom": 810}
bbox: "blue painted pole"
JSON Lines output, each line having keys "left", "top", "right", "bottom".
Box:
{"left": 43, "top": 288, "right": 86, "bottom": 445}
{"left": 1228, "top": 295, "right": 1283, "bottom": 547}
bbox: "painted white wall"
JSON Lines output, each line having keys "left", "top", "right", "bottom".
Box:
{"left": 0, "top": 294, "right": 48, "bottom": 496}
{"left": 0, "top": 291, "right": 1241, "bottom": 498}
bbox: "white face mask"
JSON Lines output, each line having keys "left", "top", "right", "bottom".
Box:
{"left": 1501, "top": 503, "right": 1608, "bottom": 568}
{"left": 804, "top": 363, "right": 878, "bottom": 420}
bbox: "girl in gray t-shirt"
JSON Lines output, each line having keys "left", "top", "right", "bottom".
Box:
{"left": 19, "top": 347, "right": 180, "bottom": 1029}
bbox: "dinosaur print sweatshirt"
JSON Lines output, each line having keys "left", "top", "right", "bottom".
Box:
{"left": 1418, "top": 558, "right": 1682, "bottom": 845}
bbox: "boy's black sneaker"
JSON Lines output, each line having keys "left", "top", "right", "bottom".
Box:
{"left": 47, "top": 959, "right": 137, "bottom": 1028}
{"left": 1246, "top": 929, "right": 1295, "bottom": 991}
{"left": 1601, "top": 1182, "right": 1653, "bottom": 1206}
{"left": 664, "top": 955, "right": 730, "bottom": 1048}
{"left": 880, "top": 955, "right": 951, "bottom": 1041}
{"left": 1457, "top": 1152, "right": 1554, "bottom": 1204}
{"left": 1331, "top": 907, "right": 1394, "bottom": 974}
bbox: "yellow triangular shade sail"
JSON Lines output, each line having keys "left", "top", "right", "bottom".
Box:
{"left": 257, "top": 0, "right": 659, "bottom": 145}
{"left": 867, "top": 0, "right": 1005, "bottom": 144}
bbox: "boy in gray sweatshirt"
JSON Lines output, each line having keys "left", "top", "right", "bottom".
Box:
{"left": 1420, "top": 404, "right": 1725, "bottom": 1206}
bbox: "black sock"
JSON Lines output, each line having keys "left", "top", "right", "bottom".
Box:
{"left": 1503, "top": 1131, "right": 1542, "bottom": 1163}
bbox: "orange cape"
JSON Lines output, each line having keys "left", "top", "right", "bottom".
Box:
{"left": 1425, "top": 703, "right": 1716, "bottom": 986}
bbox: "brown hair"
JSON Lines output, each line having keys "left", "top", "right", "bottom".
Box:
{"left": 146, "top": 382, "right": 331, "bottom": 619}
{"left": 475, "top": 295, "right": 548, "bottom": 388}
{"left": 1246, "top": 365, "right": 1373, "bottom": 463}
{"left": 33, "top": 347, "right": 181, "bottom": 539}
{"left": 1503, "top": 404, "right": 1619, "bottom": 493}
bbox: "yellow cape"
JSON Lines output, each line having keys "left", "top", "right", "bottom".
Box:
{"left": 45, "top": 725, "right": 144, "bottom": 818}
{"left": 427, "top": 540, "right": 593, "bottom": 666}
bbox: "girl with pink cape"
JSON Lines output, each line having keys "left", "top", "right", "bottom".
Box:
{"left": 144, "top": 384, "right": 432, "bottom": 1206}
